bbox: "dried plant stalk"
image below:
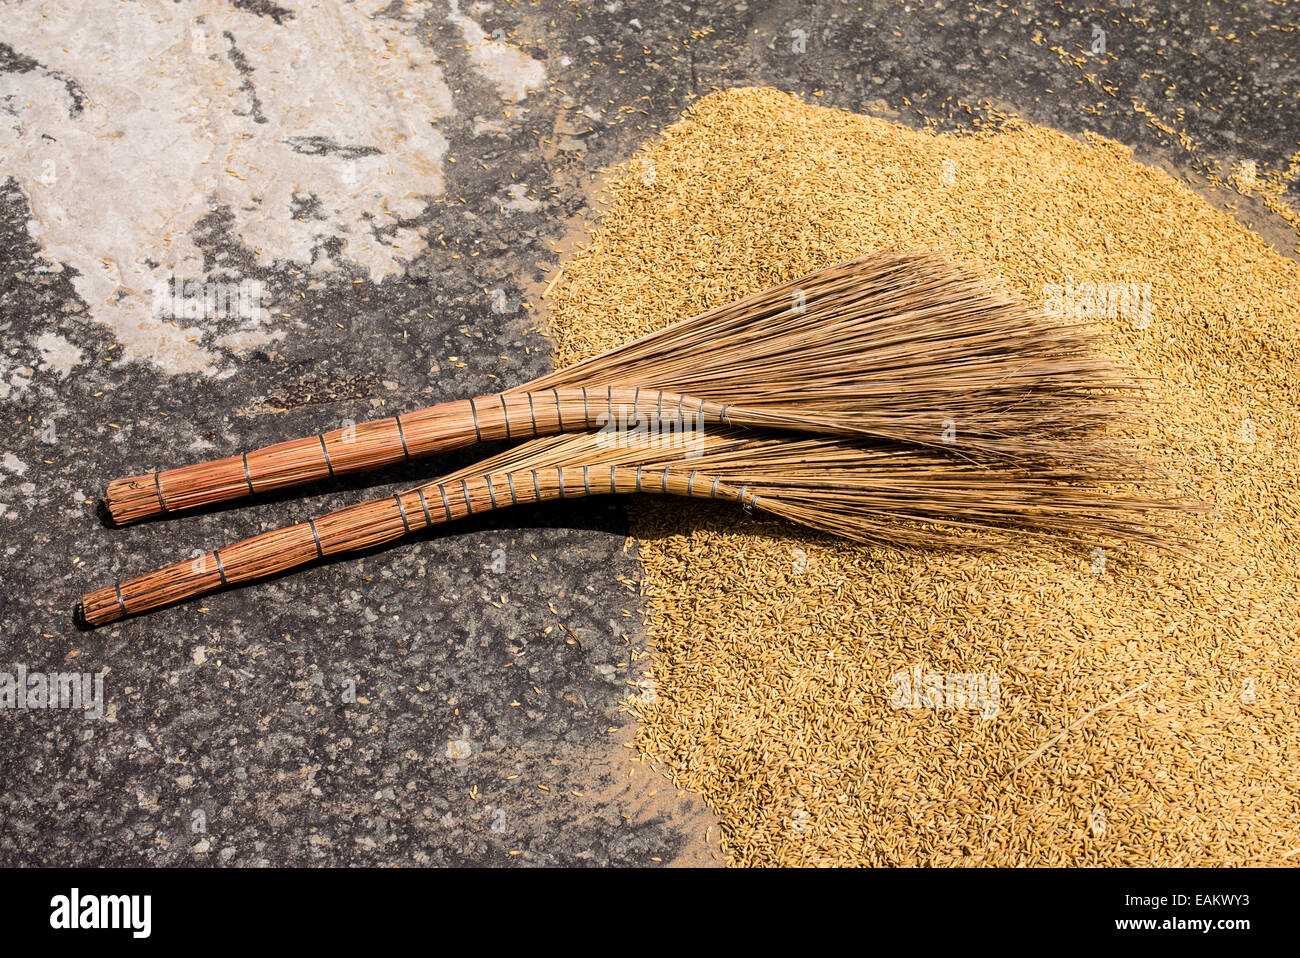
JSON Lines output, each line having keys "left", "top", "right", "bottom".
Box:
{"left": 79, "top": 429, "right": 1191, "bottom": 626}
{"left": 103, "top": 250, "right": 1139, "bottom": 524}
{"left": 103, "top": 386, "right": 970, "bottom": 523}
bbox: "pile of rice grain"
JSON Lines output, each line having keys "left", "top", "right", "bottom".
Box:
{"left": 547, "top": 87, "right": 1300, "bottom": 867}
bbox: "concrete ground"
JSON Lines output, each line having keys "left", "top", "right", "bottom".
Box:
{"left": 1, "top": 0, "right": 1295, "bottom": 866}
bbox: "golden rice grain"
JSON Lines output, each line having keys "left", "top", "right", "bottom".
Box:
{"left": 548, "top": 87, "right": 1300, "bottom": 867}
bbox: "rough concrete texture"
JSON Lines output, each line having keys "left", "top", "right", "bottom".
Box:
{"left": 1, "top": 0, "right": 1295, "bottom": 865}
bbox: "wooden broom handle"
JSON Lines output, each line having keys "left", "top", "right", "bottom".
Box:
{"left": 80, "top": 466, "right": 762, "bottom": 626}
{"left": 103, "top": 387, "right": 733, "bottom": 525}
{"left": 103, "top": 387, "right": 848, "bottom": 525}
{"left": 101, "top": 387, "right": 785, "bottom": 527}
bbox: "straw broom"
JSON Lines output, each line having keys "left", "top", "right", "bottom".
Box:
{"left": 78, "top": 428, "right": 1189, "bottom": 626}
{"left": 102, "top": 251, "right": 1140, "bottom": 525}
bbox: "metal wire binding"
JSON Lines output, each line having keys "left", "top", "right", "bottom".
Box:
{"left": 469, "top": 397, "right": 483, "bottom": 443}
{"left": 393, "top": 415, "right": 411, "bottom": 459}
{"left": 308, "top": 518, "right": 325, "bottom": 558}
{"left": 318, "top": 434, "right": 335, "bottom": 476}
{"left": 499, "top": 393, "right": 512, "bottom": 440}
{"left": 153, "top": 469, "right": 168, "bottom": 513}
{"left": 393, "top": 494, "right": 411, "bottom": 534}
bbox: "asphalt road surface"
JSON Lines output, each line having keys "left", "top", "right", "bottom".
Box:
{"left": 1, "top": 0, "right": 1295, "bottom": 866}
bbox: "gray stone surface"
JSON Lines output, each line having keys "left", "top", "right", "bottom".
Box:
{"left": 0, "top": 0, "right": 1295, "bottom": 865}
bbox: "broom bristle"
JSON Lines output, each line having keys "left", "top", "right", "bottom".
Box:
{"left": 79, "top": 426, "right": 1198, "bottom": 626}
{"left": 103, "top": 250, "right": 1140, "bottom": 524}
{"left": 536, "top": 249, "right": 1137, "bottom": 450}
{"left": 438, "top": 428, "right": 1192, "bottom": 552}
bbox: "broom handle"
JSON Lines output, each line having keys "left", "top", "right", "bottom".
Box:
{"left": 104, "top": 387, "right": 734, "bottom": 525}
{"left": 80, "top": 465, "right": 759, "bottom": 626}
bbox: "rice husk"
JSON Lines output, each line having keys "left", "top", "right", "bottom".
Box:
{"left": 547, "top": 87, "right": 1300, "bottom": 866}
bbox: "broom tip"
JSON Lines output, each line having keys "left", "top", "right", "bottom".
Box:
{"left": 96, "top": 497, "right": 120, "bottom": 529}
{"left": 72, "top": 601, "right": 93, "bottom": 631}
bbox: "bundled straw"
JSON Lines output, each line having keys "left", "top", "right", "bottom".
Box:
{"left": 81, "top": 248, "right": 1194, "bottom": 626}
{"left": 78, "top": 426, "right": 1189, "bottom": 626}
{"left": 103, "top": 251, "right": 1140, "bottom": 524}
